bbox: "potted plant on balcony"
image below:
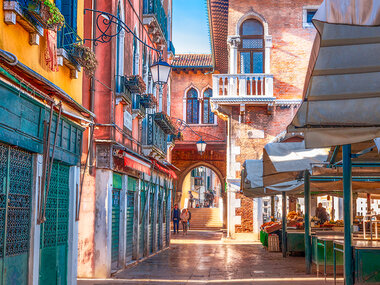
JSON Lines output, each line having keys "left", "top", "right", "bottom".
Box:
{"left": 72, "top": 43, "right": 98, "bottom": 76}
{"left": 28, "top": 0, "right": 65, "bottom": 30}
{"left": 140, "top": 93, "right": 157, "bottom": 108}
{"left": 125, "top": 75, "right": 147, "bottom": 94}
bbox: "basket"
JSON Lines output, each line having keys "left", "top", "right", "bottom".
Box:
{"left": 268, "top": 234, "right": 280, "bottom": 252}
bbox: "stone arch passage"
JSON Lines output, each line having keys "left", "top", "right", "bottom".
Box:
{"left": 174, "top": 161, "right": 227, "bottom": 228}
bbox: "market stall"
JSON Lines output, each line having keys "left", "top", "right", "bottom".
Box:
{"left": 287, "top": 1, "right": 380, "bottom": 283}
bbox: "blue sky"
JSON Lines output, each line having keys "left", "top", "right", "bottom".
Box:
{"left": 172, "top": 0, "right": 211, "bottom": 54}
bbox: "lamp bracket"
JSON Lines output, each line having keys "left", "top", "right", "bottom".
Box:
{"left": 84, "top": 8, "right": 162, "bottom": 58}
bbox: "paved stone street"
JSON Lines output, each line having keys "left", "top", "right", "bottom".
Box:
{"left": 78, "top": 230, "right": 344, "bottom": 284}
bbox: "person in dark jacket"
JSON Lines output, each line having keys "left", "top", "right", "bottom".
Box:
{"left": 315, "top": 203, "right": 329, "bottom": 224}
{"left": 172, "top": 204, "right": 180, "bottom": 234}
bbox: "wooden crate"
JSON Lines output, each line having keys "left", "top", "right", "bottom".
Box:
{"left": 268, "top": 234, "right": 280, "bottom": 252}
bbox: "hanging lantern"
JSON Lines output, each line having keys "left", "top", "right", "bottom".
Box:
{"left": 150, "top": 59, "right": 171, "bottom": 85}
{"left": 196, "top": 140, "right": 207, "bottom": 155}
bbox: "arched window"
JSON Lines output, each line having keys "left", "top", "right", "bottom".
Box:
{"left": 202, "top": 88, "right": 214, "bottom": 124}
{"left": 186, "top": 88, "right": 199, "bottom": 124}
{"left": 239, "top": 19, "right": 264, "bottom": 74}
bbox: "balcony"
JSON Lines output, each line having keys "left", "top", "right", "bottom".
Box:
{"left": 211, "top": 74, "right": 275, "bottom": 106}
{"left": 132, "top": 94, "right": 146, "bottom": 119}
{"left": 142, "top": 114, "right": 168, "bottom": 160}
{"left": 57, "top": 23, "right": 82, "bottom": 78}
{"left": 143, "top": 0, "right": 168, "bottom": 47}
{"left": 3, "top": 0, "right": 44, "bottom": 45}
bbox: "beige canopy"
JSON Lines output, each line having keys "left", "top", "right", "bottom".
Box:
{"left": 288, "top": 0, "right": 380, "bottom": 148}
{"left": 263, "top": 142, "right": 329, "bottom": 186}
{"left": 241, "top": 159, "right": 304, "bottom": 198}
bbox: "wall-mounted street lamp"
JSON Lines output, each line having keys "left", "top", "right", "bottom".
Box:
{"left": 176, "top": 119, "right": 207, "bottom": 155}
{"left": 84, "top": 9, "right": 171, "bottom": 85}
{"left": 196, "top": 140, "right": 207, "bottom": 155}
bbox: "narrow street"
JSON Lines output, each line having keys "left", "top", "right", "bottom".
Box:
{"left": 78, "top": 230, "right": 343, "bottom": 284}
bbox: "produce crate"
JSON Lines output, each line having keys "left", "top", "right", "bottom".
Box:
{"left": 268, "top": 234, "right": 280, "bottom": 252}
{"left": 265, "top": 223, "right": 282, "bottom": 234}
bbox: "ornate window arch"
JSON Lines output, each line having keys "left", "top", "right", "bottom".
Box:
{"left": 202, "top": 88, "right": 214, "bottom": 124}
{"left": 186, "top": 87, "right": 199, "bottom": 124}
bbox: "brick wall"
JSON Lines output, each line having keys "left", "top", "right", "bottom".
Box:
{"left": 225, "top": 0, "right": 322, "bottom": 232}
{"left": 228, "top": 0, "right": 322, "bottom": 99}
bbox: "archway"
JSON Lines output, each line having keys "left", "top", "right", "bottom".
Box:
{"left": 175, "top": 161, "right": 226, "bottom": 229}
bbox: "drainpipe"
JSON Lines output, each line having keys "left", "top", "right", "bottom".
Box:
{"left": 89, "top": 0, "right": 96, "bottom": 174}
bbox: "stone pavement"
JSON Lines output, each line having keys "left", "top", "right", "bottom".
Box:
{"left": 78, "top": 230, "right": 344, "bottom": 285}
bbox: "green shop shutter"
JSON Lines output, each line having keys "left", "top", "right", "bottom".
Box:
{"left": 39, "top": 161, "right": 70, "bottom": 285}
{"left": 111, "top": 173, "right": 122, "bottom": 269}
{"left": 126, "top": 177, "right": 137, "bottom": 262}
{"left": 139, "top": 187, "right": 146, "bottom": 258}
{"left": 149, "top": 190, "right": 154, "bottom": 254}
{"left": 0, "top": 143, "right": 33, "bottom": 285}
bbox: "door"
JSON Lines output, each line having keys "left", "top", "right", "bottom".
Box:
{"left": 0, "top": 143, "right": 33, "bottom": 285}
{"left": 111, "top": 173, "right": 122, "bottom": 269}
{"left": 39, "top": 161, "right": 70, "bottom": 285}
{"left": 157, "top": 187, "right": 162, "bottom": 250}
{"left": 139, "top": 186, "right": 146, "bottom": 258}
{"left": 126, "top": 177, "right": 137, "bottom": 262}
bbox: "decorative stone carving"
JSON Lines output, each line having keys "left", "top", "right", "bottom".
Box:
{"left": 227, "top": 35, "right": 241, "bottom": 49}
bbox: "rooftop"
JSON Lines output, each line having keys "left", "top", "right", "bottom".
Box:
{"left": 172, "top": 54, "right": 213, "bottom": 68}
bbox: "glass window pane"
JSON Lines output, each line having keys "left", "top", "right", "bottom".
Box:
{"left": 187, "top": 88, "right": 198, "bottom": 98}
{"left": 307, "top": 11, "right": 316, "bottom": 23}
{"left": 192, "top": 99, "right": 199, "bottom": 124}
{"left": 241, "top": 20, "right": 263, "bottom": 36}
{"left": 253, "top": 52, "right": 264, "bottom": 73}
{"left": 204, "top": 88, "right": 212, "bottom": 98}
{"left": 242, "top": 39, "right": 263, "bottom": 49}
{"left": 240, "top": 52, "right": 251, "bottom": 74}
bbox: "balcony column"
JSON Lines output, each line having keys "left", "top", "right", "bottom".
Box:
{"left": 228, "top": 36, "right": 241, "bottom": 74}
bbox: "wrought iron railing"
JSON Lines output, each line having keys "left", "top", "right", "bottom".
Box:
{"left": 57, "top": 23, "right": 82, "bottom": 53}
{"left": 132, "top": 94, "right": 147, "bottom": 114}
{"left": 10, "top": 0, "right": 43, "bottom": 26}
{"left": 143, "top": 0, "right": 168, "bottom": 40}
{"left": 145, "top": 114, "right": 167, "bottom": 155}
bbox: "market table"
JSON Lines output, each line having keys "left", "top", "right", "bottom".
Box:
{"left": 287, "top": 230, "right": 305, "bottom": 254}
{"left": 333, "top": 240, "right": 380, "bottom": 284}
{"left": 312, "top": 234, "right": 344, "bottom": 279}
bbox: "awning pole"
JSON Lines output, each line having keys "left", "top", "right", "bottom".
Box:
{"left": 271, "top": 196, "right": 275, "bottom": 221}
{"left": 282, "top": 191, "right": 287, "bottom": 258}
{"left": 343, "top": 144, "right": 353, "bottom": 285}
{"left": 304, "top": 170, "right": 312, "bottom": 274}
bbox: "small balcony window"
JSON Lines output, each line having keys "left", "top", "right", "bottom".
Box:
{"left": 239, "top": 19, "right": 264, "bottom": 74}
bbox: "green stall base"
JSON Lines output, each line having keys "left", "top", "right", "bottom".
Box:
{"left": 312, "top": 236, "right": 343, "bottom": 266}
{"left": 287, "top": 232, "right": 305, "bottom": 253}
{"left": 355, "top": 248, "right": 380, "bottom": 283}
{"left": 260, "top": 231, "right": 268, "bottom": 247}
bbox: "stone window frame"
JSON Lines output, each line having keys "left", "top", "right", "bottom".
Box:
{"left": 229, "top": 11, "right": 272, "bottom": 74}
{"left": 183, "top": 85, "right": 200, "bottom": 125}
{"left": 303, "top": 5, "right": 320, "bottom": 29}
{"left": 200, "top": 85, "right": 217, "bottom": 125}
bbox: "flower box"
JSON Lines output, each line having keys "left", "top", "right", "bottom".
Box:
{"left": 28, "top": 0, "right": 64, "bottom": 31}
{"left": 125, "top": 75, "right": 146, "bottom": 94}
{"left": 140, "top": 93, "right": 157, "bottom": 108}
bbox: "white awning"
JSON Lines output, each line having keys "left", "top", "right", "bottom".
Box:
{"left": 263, "top": 142, "right": 329, "bottom": 186}
{"left": 242, "top": 160, "right": 304, "bottom": 198}
{"left": 288, "top": 0, "right": 380, "bottom": 148}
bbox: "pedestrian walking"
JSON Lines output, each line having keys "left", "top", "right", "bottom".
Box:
{"left": 180, "top": 208, "right": 190, "bottom": 235}
{"left": 187, "top": 209, "right": 192, "bottom": 230}
{"left": 171, "top": 204, "right": 180, "bottom": 234}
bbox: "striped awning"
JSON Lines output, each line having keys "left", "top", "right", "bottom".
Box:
{"left": 288, "top": 0, "right": 380, "bottom": 148}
